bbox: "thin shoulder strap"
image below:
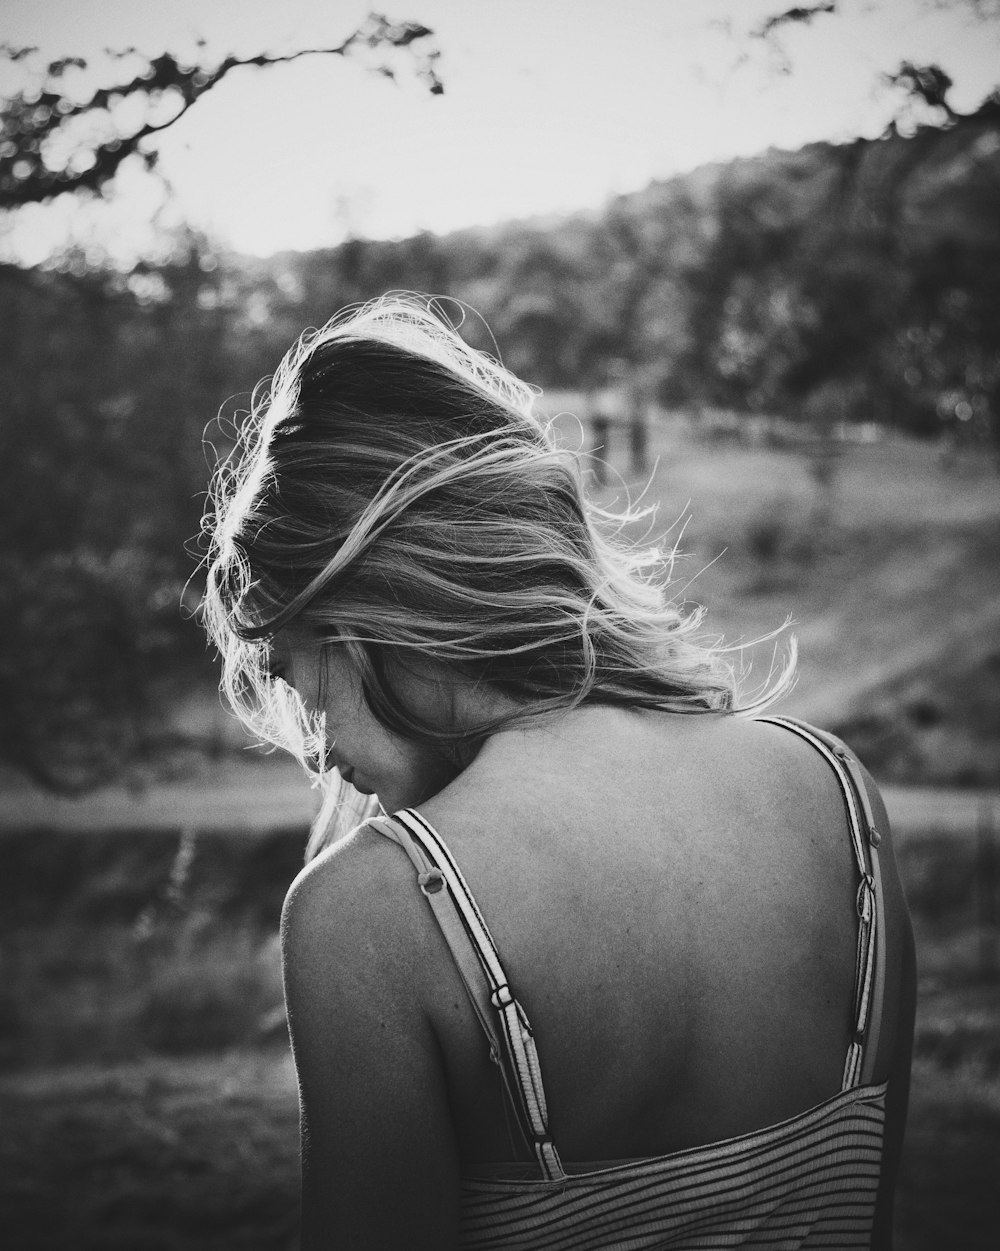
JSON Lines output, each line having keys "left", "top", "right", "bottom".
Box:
{"left": 365, "top": 808, "right": 566, "bottom": 1181}
{"left": 757, "top": 715, "right": 888, "bottom": 1088}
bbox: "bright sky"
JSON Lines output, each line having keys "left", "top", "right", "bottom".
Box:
{"left": 2, "top": 0, "right": 999, "bottom": 262}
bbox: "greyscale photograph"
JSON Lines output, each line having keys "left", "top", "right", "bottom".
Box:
{"left": 0, "top": 1, "right": 998, "bottom": 1248}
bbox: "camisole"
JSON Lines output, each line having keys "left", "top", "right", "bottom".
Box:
{"left": 366, "top": 716, "right": 891, "bottom": 1249}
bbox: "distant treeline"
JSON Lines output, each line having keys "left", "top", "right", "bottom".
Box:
{"left": 1, "top": 120, "right": 997, "bottom": 788}
{"left": 247, "top": 125, "right": 999, "bottom": 441}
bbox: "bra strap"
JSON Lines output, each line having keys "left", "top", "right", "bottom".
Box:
{"left": 365, "top": 809, "right": 566, "bottom": 1181}
{"left": 757, "top": 716, "right": 887, "bottom": 1088}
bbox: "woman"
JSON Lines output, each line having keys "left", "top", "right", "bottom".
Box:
{"left": 203, "top": 296, "right": 915, "bottom": 1249}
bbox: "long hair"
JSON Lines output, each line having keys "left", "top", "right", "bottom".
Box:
{"left": 202, "top": 295, "right": 794, "bottom": 855}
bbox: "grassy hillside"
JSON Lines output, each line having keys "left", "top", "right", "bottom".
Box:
{"left": 584, "top": 418, "right": 1000, "bottom": 784}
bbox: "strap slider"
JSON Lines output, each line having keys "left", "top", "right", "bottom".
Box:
{"left": 418, "top": 868, "right": 446, "bottom": 896}
{"left": 491, "top": 984, "right": 514, "bottom": 1010}
{"left": 869, "top": 825, "right": 882, "bottom": 848}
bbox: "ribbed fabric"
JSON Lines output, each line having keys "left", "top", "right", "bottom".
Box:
{"left": 460, "top": 1082, "right": 887, "bottom": 1249}
{"left": 368, "top": 717, "right": 890, "bottom": 1250}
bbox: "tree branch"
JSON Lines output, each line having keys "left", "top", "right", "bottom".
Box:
{"left": 753, "top": 3, "right": 837, "bottom": 40}
{"left": 0, "top": 13, "right": 442, "bottom": 208}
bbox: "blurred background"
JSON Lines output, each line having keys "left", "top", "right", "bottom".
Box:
{"left": 0, "top": 1, "right": 998, "bottom": 1247}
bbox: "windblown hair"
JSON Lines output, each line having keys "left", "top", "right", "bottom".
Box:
{"left": 202, "top": 294, "right": 793, "bottom": 853}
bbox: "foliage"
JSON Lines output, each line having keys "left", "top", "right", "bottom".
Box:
{"left": 0, "top": 14, "right": 442, "bottom": 208}
{"left": 241, "top": 108, "right": 999, "bottom": 441}
{"left": 0, "top": 824, "right": 299, "bottom": 1065}
{"left": 0, "top": 245, "right": 237, "bottom": 791}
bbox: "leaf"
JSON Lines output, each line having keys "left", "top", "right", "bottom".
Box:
{"left": 46, "top": 56, "right": 88, "bottom": 77}
{"left": 389, "top": 23, "right": 434, "bottom": 47}
{"left": 0, "top": 43, "right": 39, "bottom": 63}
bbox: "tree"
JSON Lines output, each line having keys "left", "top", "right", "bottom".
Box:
{"left": 0, "top": 13, "right": 443, "bottom": 792}
{"left": 663, "top": 3, "right": 1000, "bottom": 431}
{"left": 734, "top": 3, "right": 1000, "bottom": 226}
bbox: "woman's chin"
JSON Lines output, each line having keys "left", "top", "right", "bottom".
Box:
{"left": 372, "top": 783, "right": 423, "bottom": 814}
{"left": 368, "top": 764, "right": 460, "bottom": 814}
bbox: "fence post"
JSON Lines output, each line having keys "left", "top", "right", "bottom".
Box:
{"left": 977, "top": 798, "right": 998, "bottom": 978}
{"left": 629, "top": 399, "right": 649, "bottom": 477}
{"left": 591, "top": 413, "right": 611, "bottom": 486}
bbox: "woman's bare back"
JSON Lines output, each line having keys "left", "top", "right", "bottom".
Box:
{"left": 412, "top": 707, "right": 915, "bottom": 1169}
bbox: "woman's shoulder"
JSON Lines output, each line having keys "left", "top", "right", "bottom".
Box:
{"left": 281, "top": 818, "right": 442, "bottom": 1001}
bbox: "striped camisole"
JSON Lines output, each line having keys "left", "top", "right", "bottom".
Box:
{"left": 367, "top": 717, "right": 890, "bottom": 1249}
